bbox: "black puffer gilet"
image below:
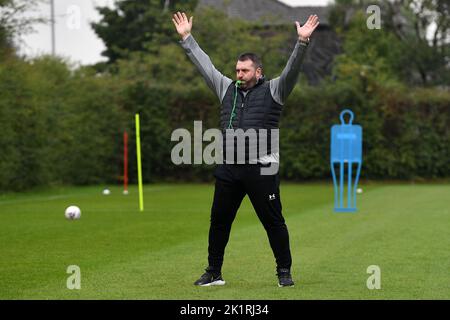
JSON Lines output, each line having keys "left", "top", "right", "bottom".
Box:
{"left": 220, "top": 78, "right": 282, "bottom": 162}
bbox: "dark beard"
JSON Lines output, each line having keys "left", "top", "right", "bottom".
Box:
{"left": 241, "top": 76, "right": 257, "bottom": 90}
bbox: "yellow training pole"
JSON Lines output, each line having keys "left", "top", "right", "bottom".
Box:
{"left": 135, "top": 114, "right": 144, "bottom": 212}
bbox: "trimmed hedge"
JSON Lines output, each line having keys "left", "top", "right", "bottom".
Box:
{"left": 0, "top": 57, "right": 448, "bottom": 192}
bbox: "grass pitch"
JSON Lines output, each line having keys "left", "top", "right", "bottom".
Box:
{"left": 0, "top": 182, "right": 449, "bottom": 299}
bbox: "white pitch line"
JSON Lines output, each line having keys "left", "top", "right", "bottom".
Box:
{"left": 0, "top": 186, "right": 173, "bottom": 206}
{"left": 0, "top": 193, "right": 92, "bottom": 206}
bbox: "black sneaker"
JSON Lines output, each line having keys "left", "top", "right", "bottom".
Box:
{"left": 194, "top": 268, "right": 226, "bottom": 286}
{"left": 277, "top": 268, "right": 294, "bottom": 287}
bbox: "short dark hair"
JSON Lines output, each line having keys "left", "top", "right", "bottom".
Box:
{"left": 237, "top": 52, "right": 263, "bottom": 70}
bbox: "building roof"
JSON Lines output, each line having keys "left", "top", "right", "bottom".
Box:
{"left": 197, "top": 0, "right": 329, "bottom": 25}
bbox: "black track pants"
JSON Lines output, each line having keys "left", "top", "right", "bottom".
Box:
{"left": 207, "top": 163, "right": 292, "bottom": 271}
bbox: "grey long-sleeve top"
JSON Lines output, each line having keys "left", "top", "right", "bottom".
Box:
{"left": 179, "top": 34, "right": 308, "bottom": 105}
{"left": 179, "top": 34, "right": 309, "bottom": 162}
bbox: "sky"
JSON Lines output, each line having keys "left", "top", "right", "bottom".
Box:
{"left": 17, "top": 0, "right": 332, "bottom": 66}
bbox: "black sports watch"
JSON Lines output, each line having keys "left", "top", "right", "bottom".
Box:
{"left": 299, "top": 38, "right": 310, "bottom": 45}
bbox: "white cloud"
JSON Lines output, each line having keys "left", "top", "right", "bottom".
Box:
{"left": 17, "top": 0, "right": 332, "bottom": 65}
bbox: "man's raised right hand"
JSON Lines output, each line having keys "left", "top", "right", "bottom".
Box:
{"left": 172, "top": 11, "right": 193, "bottom": 41}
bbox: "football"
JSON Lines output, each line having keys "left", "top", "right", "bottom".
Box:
{"left": 65, "top": 206, "right": 81, "bottom": 220}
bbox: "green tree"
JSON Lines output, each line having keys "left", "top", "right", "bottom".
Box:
{"left": 384, "top": 0, "right": 450, "bottom": 85}
{"left": 328, "top": 0, "right": 450, "bottom": 86}
{"left": 91, "top": 0, "right": 198, "bottom": 64}
{"left": 0, "top": 0, "right": 43, "bottom": 59}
